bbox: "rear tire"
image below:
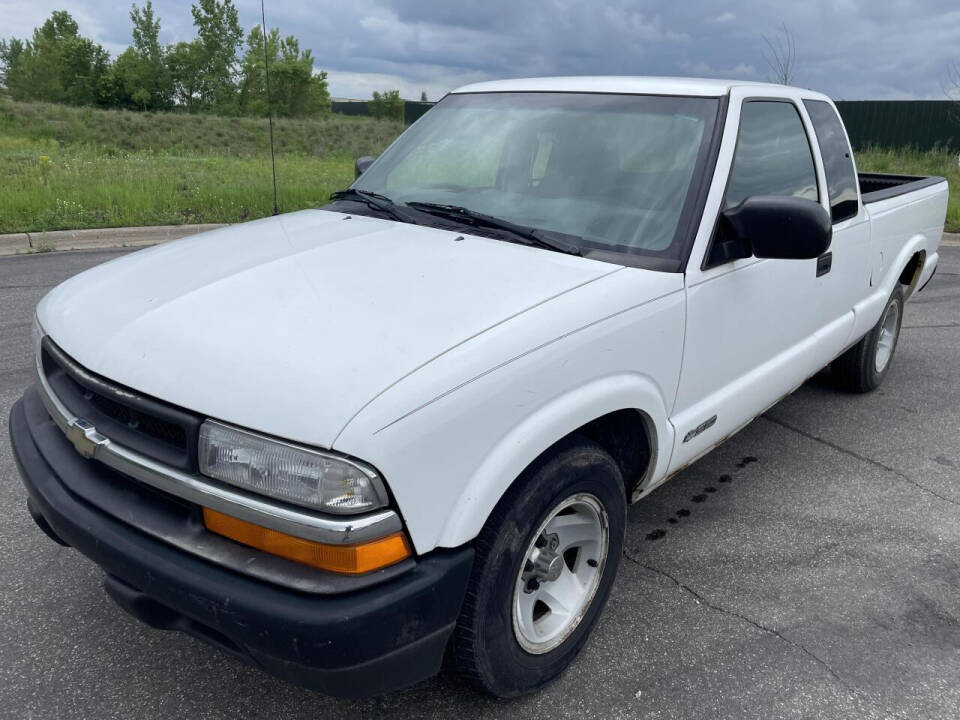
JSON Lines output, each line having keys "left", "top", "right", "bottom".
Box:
{"left": 831, "top": 284, "right": 904, "bottom": 393}
{"left": 450, "top": 436, "right": 626, "bottom": 697}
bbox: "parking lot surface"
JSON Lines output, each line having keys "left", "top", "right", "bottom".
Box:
{"left": 1, "top": 247, "right": 958, "bottom": 719}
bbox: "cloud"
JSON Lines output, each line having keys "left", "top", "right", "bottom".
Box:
{"left": 327, "top": 69, "right": 486, "bottom": 101}
{"left": 681, "top": 60, "right": 759, "bottom": 80}
{"left": 1, "top": 0, "right": 959, "bottom": 100}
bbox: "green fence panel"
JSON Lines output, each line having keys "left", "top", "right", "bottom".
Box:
{"left": 332, "top": 99, "right": 435, "bottom": 125}
{"left": 331, "top": 101, "right": 370, "bottom": 117}
{"left": 404, "top": 101, "right": 434, "bottom": 124}
{"left": 333, "top": 98, "right": 958, "bottom": 147}
{"left": 835, "top": 100, "right": 960, "bottom": 151}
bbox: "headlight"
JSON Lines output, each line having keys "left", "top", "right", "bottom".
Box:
{"left": 198, "top": 420, "right": 389, "bottom": 514}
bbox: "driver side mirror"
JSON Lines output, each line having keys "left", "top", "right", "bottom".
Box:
{"left": 355, "top": 155, "right": 376, "bottom": 179}
{"left": 707, "top": 195, "right": 832, "bottom": 267}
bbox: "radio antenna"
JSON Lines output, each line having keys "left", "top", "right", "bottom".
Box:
{"left": 261, "top": 0, "right": 279, "bottom": 215}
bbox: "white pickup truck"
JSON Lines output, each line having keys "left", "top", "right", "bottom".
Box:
{"left": 10, "top": 77, "right": 947, "bottom": 698}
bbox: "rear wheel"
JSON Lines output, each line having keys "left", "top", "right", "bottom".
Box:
{"left": 451, "top": 437, "right": 626, "bottom": 697}
{"left": 832, "top": 284, "right": 904, "bottom": 393}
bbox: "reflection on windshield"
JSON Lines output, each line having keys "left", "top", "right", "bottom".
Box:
{"left": 354, "top": 93, "right": 719, "bottom": 260}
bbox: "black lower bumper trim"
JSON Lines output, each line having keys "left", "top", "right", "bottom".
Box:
{"left": 26, "top": 495, "right": 70, "bottom": 546}
{"left": 9, "top": 396, "right": 474, "bottom": 697}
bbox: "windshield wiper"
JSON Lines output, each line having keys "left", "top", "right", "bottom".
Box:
{"left": 328, "top": 188, "right": 419, "bottom": 224}
{"left": 405, "top": 201, "right": 582, "bottom": 256}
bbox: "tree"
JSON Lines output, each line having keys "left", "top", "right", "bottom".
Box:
{"left": 0, "top": 11, "right": 109, "bottom": 106}
{"left": 370, "top": 89, "right": 403, "bottom": 122}
{"left": 239, "top": 25, "right": 329, "bottom": 117}
{"left": 113, "top": 46, "right": 153, "bottom": 109}
{"left": 95, "top": 61, "right": 123, "bottom": 108}
{"left": 946, "top": 62, "right": 960, "bottom": 101}
{"left": 129, "top": 1, "right": 171, "bottom": 109}
{"left": 420, "top": 89, "right": 427, "bottom": 102}
{"left": 191, "top": 0, "right": 243, "bottom": 111}
{"left": 1, "top": 4, "right": 331, "bottom": 117}
{"left": 166, "top": 40, "right": 205, "bottom": 109}
{"left": 945, "top": 62, "right": 960, "bottom": 126}
{"left": 0, "top": 37, "right": 25, "bottom": 90}
{"left": 762, "top": 23, "right": 797, "bottom": 86}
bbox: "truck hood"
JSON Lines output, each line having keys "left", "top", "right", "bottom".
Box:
{"left": 38, "top": 210, "right": 620, "bottom": 448}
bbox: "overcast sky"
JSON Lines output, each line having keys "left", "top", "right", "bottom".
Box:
{"left": 3, "top": 0, "right": 959, "bottom": 101}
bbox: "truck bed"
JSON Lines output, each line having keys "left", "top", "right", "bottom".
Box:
{"left": 859, "top": 172, "right": 947, "bottom": 204}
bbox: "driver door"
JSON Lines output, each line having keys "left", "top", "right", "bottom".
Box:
{"left": 667, "top": 90, "right": 843, "bottom": 475}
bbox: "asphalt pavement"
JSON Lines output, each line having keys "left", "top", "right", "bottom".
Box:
{"left": 1, "top": 247, "right": 958, "bottom": 720}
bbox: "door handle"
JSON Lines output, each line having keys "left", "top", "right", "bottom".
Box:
{"left": 816, "top": 252, "right": 832, "bottom": 277}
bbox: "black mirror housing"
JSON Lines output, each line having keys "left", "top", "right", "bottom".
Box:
{"left": 720, "top": 195, "right": 832, "bottom": 261}
{"left": 355, "top": 156, "right": 375, "bottom": 179}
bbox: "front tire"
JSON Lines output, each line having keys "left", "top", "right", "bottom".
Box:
{"left": 450, "top": 437, "right": 626, "bottom": 697}
{"left": 832, "top": 284, "right": 904, "bottom": 393}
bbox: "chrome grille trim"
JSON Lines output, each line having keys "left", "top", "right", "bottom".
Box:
{"left": 34, "top": 362, "right": 402, "bottom": 545}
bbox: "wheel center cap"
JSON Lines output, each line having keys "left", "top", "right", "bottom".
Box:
{"left": 534, "top": 549, "right": 564, "bottom": 582}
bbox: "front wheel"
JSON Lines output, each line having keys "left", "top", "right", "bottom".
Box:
{"left": 832, "top": 284, "right": 904, "bottom": 393}
{"left": 450, "top": 437, "right": 626, "bottom": 697}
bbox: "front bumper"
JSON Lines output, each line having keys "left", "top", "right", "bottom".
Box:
{"left": 9, "top": 389, "right": 474, "bottom": 697}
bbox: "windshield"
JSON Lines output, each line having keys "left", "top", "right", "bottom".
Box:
{"left": 353, "top": 92, "right": 719, "bottom": 264}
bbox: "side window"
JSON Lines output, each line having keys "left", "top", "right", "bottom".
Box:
{"left": 724, "top": 101, "right": 818, "bottom": 208}
{"left": 803, "top": 100, "right": 859, "bottom": 223}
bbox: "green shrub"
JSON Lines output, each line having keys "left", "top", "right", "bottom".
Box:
{"left": 370, "top": 90, "right": 403, "bottom": 123}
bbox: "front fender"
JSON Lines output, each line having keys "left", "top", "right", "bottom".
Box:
{"left": 433, "top": 373, "right": 672, "bottom": 549}
{"left": 334, "top": 275, "right": 685, "bottom": 553}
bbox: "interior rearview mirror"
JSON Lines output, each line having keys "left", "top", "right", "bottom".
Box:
{"left": 355, "top": 156, "right": 376, "bottom": 179}
{"left": 714, "top": 195, "right": 832, "bottom": 264}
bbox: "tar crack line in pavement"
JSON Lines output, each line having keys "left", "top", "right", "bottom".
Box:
{"left": 901, "top": 322, "right": 960, "bottom": 329}
{"left": 762, "top": 415, "right": 960, "bottom": 510}
{"left": 621, "top": 551, "right": 908, "bottom": 717}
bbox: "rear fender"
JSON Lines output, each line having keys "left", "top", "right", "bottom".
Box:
{"left": 854, "top": 233, "right": 931, "bottom": 340}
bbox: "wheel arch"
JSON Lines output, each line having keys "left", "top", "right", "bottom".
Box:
{"left": 898, "top": 248, "right": 926, "bottom": 300}
{"left": 435, "top": 373, "right": 672, "bottom": 548}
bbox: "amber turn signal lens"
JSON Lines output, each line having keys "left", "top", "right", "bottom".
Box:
{"left": 202, "top": 508, "right": 411, "bottom": 575}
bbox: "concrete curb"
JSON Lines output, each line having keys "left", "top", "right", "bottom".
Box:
{"left": 0, "top": 224, "right": 229, "bottom": 256}
{"left": 0, "top": 224, "right": 957, "bottom": 256}
{"left": 0, "top": 233, "right": 31, "bottom": 255}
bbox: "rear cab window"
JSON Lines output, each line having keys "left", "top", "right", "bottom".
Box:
{"left": 803, "top": 100, "right": 859, "bottom": 223}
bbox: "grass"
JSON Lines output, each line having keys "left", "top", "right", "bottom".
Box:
{"left": 0, "top": 99, "right": 404, "bottom": 233}
{"left": 1, "top": 98, "right": 957, "bottom": 235}
{"left": 0, "top": 99, "right": 403, "bottom": 156}
{"left": 856, "top": 146, "right": 960, "bottom": 232}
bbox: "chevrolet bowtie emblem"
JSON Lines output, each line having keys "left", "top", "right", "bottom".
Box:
{"left": 65, "top": 418, "right": 108, "bottom": 459}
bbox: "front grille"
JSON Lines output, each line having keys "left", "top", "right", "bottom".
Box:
{"left": 40, "top": 338, "right": 201, "bottom": 471}
{"left": 86, "top": 388, "right": 188, "bottom": 449}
